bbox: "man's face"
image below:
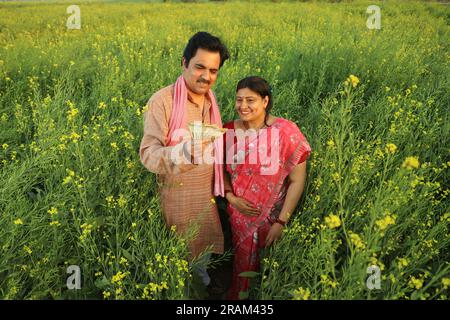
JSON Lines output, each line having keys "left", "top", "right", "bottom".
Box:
{"left": 182, "top": 48, "right": 221, "bottom": 96}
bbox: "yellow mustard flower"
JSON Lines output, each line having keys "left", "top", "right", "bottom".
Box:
{"left": 292, "top": 287, "right": 311, "bottom": 300}
{"left": 397, "top": 257, "right": 409, "bottom": 269}
{"left": 344, "top": 74, "right": 360, "bottom": 88}
{"left": 117, "top": 194, "right": 127, "bottom": 208}
{"left": 442, "top": 278, "right": 450, "bottom": 290}
{"left": 348, "top": 231, "right": 366, "bottom": 250}
{"left": 402, "top": 156, "right": 420, "bottom": 169}
{"left": 376, "top": 214, "right": 396, "bottom": 232}
{"left": 326, "top": 139, "right": 335, "bottom": 148}
{"left": 48, "top": 207, "right": 58, "bottom": 216}
{"left": 409, "top": 276, "right": 423, "bottom": 290}
{"left": 325, "top": 214, "right": 341, "bottom": 229}
{"left": 111, "top": 271, "right": 127, "bottom": 285}
{"left": 385, "top": 143, "right": 397, "bottom": 154}
{"left": 67, "top": 108, "right": 79, "bottom": 122}
{"left": 23, "top": 245, "right": 32, "bottom": 255}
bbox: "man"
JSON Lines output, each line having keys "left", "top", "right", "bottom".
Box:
{"left": 139, "top": 32, "right": 230, "bottom": 280}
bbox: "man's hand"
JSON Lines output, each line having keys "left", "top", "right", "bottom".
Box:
{"left": 226, "top": 193, "right": 259, "bottom": 216}
{"left": 265, "top": 223, "right": 284, "bottom": 247}
{"left": 183, "top": 138, "right": 215, "bottom": 164}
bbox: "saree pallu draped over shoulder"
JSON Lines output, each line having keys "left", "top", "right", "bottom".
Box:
{"left": 224, "top": 118, "right": 311, "bottom": 299}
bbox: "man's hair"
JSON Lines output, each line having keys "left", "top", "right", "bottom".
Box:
{"left": 182, "top": 32, "right": 230, "bottom": 69}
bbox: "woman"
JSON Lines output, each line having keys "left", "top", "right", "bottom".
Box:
{"left": 223, "top": 76, "right": 311, "bottom": 300}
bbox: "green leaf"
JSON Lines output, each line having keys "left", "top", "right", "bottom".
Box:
{"left": 122, "top": 248, "right": 134, "bottom": 262}
{"left": 94, "top": 216, "right": 105, "bottom": 227}
{"left": 94, "top": 276, "right": 110, "bottom": 289}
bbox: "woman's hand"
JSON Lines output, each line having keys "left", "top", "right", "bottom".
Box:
{"left": 265, "top": 223, "right": 284, "bottom": 247}
{"left": 226, "top": 193, "right": 259, "bottom": 216}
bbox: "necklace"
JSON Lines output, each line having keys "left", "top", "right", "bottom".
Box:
{"left": 242, "top": 120, "right": 267, "bottom": 132}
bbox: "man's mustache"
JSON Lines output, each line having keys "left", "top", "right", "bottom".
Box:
{"left": 197, "top": 79, "right": 210, "bottom": 85}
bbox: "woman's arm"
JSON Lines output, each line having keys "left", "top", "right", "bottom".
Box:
{"left": 278, "top": 161, "right": 307, "bottom": 223}
{"left": 265, "top": 161, "right": 307, "bottom": 246}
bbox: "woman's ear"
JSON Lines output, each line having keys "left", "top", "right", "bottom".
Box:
{"left": 263, "top": 96, "right": 269, "bottom": 109}
{"left": 181, "top": 57, "right": 187, "bottom": 69}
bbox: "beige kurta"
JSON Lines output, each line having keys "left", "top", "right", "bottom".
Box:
{"left": 139, "top": 84, "right": 224, "bottom": 258}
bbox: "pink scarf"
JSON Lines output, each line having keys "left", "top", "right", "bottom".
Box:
{"left": 166, "top": 75, "right": 224, "bottom": 197}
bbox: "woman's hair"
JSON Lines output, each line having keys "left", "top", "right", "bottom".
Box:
{"left": 236, "top": 76, "right": 273, "bottom": 127}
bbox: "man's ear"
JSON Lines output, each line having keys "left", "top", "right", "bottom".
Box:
{"left": 181, "top": 57, "right": 187, "bottom": 69}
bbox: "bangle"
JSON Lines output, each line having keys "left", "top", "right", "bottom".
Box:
{"left": 268, "top": 216, "right": 287, "bottom": 226}
{"left": 274, "top": 217, "right": 287, "bottom": 226}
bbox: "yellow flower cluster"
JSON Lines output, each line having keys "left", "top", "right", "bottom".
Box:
{"left": 292, "top": 287, "right": 311, "bottom": 300}
{"left": 48, "top": 207, "right": 61, "bottom": 226}
{"left": 348, "top": 231, "right": 365, "bottom": 250}
{"left": 442, "top": 278, "right": 450, "bottom": 290}
{"left": 142, "top": 281, "right": 169, "bottom": 299}
{"left": 79, "top": 223, "right": 94, "bottom": 241}
{"left": 402, "top": 156, "right": 420, "bottom": 169}
{"left": 408, "top": 276, "right": 423, "bottom": 290}
{"left": 325, "top": 214, "right": 341, "bottom": 229}
{"left": 119, "top": 257, "right": 129, "bottom": 267}
{"left": 320, "top": 274, "right": 338, "bottom": 288}
{"left": 111, "top": 271, "right": 129, "bottom": 286}
{"left": 117, "top": 194, "right": 127, "bottom": 208}
{"left": 106, "top": 195, "right": 115, "bottom": 208}
{"left": 62, "top": 169, "right": 75, "bottom": 185}
{"left": 47, "top": 207, "right": 58, "bottom": 216}
{"left": 344, "top": 74, "right": 360, "bottom": 88}
{"left": 66, "top": 100, "right": 79, "bottom": 122}
{"left": 110, "top": 142, "right": 119, "bottom": 150}
{"left": 375, "top": 214, "right": 396, "bottom": 232}
{"left": 385, "top": 143, "right": 397, "bottom": 154}
{"left": 397, "top": 257, "right": 409, "bottom": 269}
{"left": 326, "top": 139, "right": 335, "bottom": 149}
{"left": 23, "top": 245, "right": 32, "bottom": 255}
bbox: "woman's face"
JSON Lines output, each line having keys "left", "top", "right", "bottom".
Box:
{"left": 235, "top": 87, "right": 269, "bottom": 124}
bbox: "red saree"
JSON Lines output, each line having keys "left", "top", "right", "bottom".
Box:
{"left": 223, "top": 118, "right": 311, "bottom": 300}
